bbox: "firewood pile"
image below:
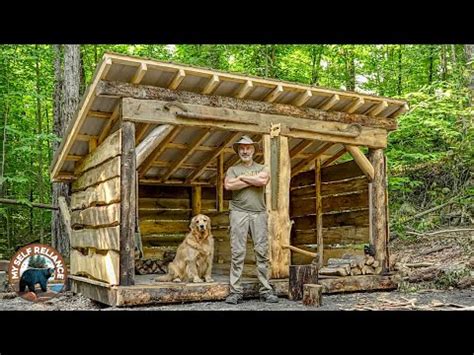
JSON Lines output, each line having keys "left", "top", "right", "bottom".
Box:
{"left": 319, "top": 254, "right": 383, "bottom": 277}
{"left": 135, "top": 251, "right": 176, "bottom": 275}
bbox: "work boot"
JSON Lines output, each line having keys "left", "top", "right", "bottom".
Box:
{"left": 260, "top": 292, "right": 279, "bottom": 303}
{"left": 225, "top": 293, "right": 243, "bottom": 304}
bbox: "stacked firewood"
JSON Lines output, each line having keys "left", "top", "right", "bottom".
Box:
{"left": 319, "top": 254, "right": 383, "bottom": 277}
{"left": 135, "top": 251, "right": 176, "bottom": 275}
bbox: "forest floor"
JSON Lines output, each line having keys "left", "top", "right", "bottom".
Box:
{"left": 0, "top": 229, "right": 472, "bottom": 311}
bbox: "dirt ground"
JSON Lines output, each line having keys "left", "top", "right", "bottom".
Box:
{"left": 0, "top": 230, "right": 472, "bottom": 311}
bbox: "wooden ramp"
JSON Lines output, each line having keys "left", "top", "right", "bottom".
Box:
{"left": 70, "top": 273, "right": 399, "bottom": 307}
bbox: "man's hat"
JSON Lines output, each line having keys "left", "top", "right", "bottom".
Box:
{"left": 232, "top": 135, "right": 260, "bottom": 154}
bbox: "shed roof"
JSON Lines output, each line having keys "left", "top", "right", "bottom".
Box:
{"left": 50, "top": 52, "right": 408, "bottom": 184}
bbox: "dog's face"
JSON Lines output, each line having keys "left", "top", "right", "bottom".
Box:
{"left": 190, "top": 214, "right": 211, "bottom": 234}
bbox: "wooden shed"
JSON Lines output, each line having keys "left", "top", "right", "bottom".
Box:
{"left": 50, "top": 52, "right": 407, "bottom": 306}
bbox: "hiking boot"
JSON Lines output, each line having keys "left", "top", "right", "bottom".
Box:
{"left": 260, "top": 293, "right": 279, "bottom": 303}
{"left": 225, "top": 293, "right": 243, "bottom": 304}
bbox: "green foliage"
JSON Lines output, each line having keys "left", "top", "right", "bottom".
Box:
{"left": 28, "top": 255, "right": 48, "bottom": 268}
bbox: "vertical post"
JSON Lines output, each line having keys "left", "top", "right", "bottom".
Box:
{"left": 192, "top": 186, "right": 202, "bottom": 216}
{"left": 120, "top": 120, "right": 136, "bottom": 286}
{"left": 264, "top": 134, "right": 291, "bottom": 278}
{"left": 368, "top": 148, "right": 388, "bottom": 273}
{"left": 315, "top": 158, "right": 323, "bottom": 268}
{"left": 216, "top": 152, "right": 224, "bottom": 212}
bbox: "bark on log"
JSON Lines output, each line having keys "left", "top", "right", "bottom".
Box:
{"left": 289, "top": 264, "right": 319, "bottom": 300}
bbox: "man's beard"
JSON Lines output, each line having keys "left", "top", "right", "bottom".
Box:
{"left": 239, "top": 153, "right": 253, "bottom": 162}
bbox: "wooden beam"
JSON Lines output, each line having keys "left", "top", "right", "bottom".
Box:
{"left": 216, "top": 152, "right": 224, "bottom": 212}
{"left": 292, "top": 90, "right": 312, "bottom": 107}
{"left": 264, "top": 85, "right": 283, "bottom": 103}
{"left": 135, "top": 123, "right": 150, "bottom": 143}
{"left": 120, "top": 121, "right": 136, "bottom": 286}
{"left": 289, "top": 140, "right": 314, "bottom": 158}
{"left": 202, "top": 74, "right": 220, "bottom": 95}
{"left": 168, "top": 69, "right": 185, "bottom": 90}
{"left": 139, "top": 179, "right": 212, "bottom": 186}
{"left": 88, "top": 138, "right": 97, "bottom": 153}
{"left": 138, "top": 126, "right": 181, "bottom": 178}
{"left": 192, "top": 186, "right": 202, "bottom": 216}
{"left": 0, "top": 198, "right": 57, "bottom": 210}
{"left": 322, "top": 147, "right": 346, "bottom": 167}
{"left": 160, "top": 129, "right": 212, "bottom": 182}
{"left": 235, "top": 80, "right": 253, "bottom": 99}
{"left": 186, "top": 131, "right": 241, "bottom": 183}
{"left": 345, "top": 144, "right": 375, "bottom": 181}
{"left": 368, "top": 148, "right": 389, "bottom": 273}
{"left": 264, "top": 134, "right": 291, "bottom": 278}
{"left": 99, "top": 80, "right": 398, "bottom": 130}
{"left": 66, "top": 155, "right": 83, "bottom": 161}
{"left": 319, "top": 94, "right": 340, "bottom": 111}
{"left": 122, "top": 98, "right": 388, "bottom": 148}
{"left": 368, "top": 100, "right": 388, "bottom": 117}
{"left": 151, "top": 161, "right": 216, "bottom": 170}
{"left": 76, "top": 134, "right": 99, "bottom": 141}
{"left": 291, "top": 142, "right": 333, "bottom": 177}
{"left": 131, "top": 63, "right": 147, "bottom": 84}
{"left": 315, "top": 158, "right": 323, "bottom": 268}
{"left": 58, "top": 196, "right": 72, "bottom": 244}
{"left": 135, "top": 124, "right": 174, "bottom": 168}
{"left": 98, "top": 104, "right": 120, "bottom": 145}
{"left": 100, "top": 57, "right": 112, "bottom": 79}
{"left": 345, "top": 98, "right": 365, "bottom": 114}
{"left": 390, "top": 103, "right": 409, "bottom": 118}
{"left": 88, "top": 111, "right": 112, "bottom": 119}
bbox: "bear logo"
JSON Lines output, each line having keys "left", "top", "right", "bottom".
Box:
{"left": 19, "top": 267, "right": 55, "bottom": 293}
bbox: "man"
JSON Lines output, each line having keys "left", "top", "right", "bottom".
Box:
{"left": 223, "top": 135, "right": 279, "bottom": 304}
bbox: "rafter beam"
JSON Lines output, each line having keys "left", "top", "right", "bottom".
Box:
{"left": 319, "top": 94, "right": 340, "bottom": 111}
{"left": 289, "top": 140, "right": 315, "bottom": 158}
{"left": 88, "top": 111, "right": 112, "bottom": 119}
{"left": 169, "top": 69, "right": 186, "bottom": 90}
{"left": 98, "top": 104, "right": 120, "bottom": 145}
{"left": 368, "top": 100, "right": 388, "bottom": 117}
{"left": 131, "top": 63, "right": 147, "bottom": 84}
{"left": 202, "top": 75, "right": 220, "bottom": 95}
{"left": 322, "top": 147, "right": 346, "bottom": 167}
{"left": 76, "top": 134, "right": 98, "bottom": 141}
{"left": 292, "top": 90, "right": 312, "bottom": 107}
{"left": 135, "top": 123, "right": 151, "bottom": 144}
{"left": 136, "top": 124, "right": 174, "bottom": 167}
{"left": 66, "top": 154, "right": 83, "bottom": 161}
{"left": 291, "top": 142, "right": 333, "bottom": 177}
{"left": 138, "top": 126, "right": 182, "bottom": 178}
{"left": 161, "top": 129, "right": 212, "bottom": 181}
{"left": 345, "top": 98, "right": 365, "bottom": 114}
{"left": 186, "top": 131, "right": 241, "bottom": 183}
{"left": 264, "top": 85, "right": 283, "bottom": 103}
{"left": 151, "top": 161, "right": 216, "bottom": 170}
{"left": 235, "top": 80, "right": 253, "bottom": 99}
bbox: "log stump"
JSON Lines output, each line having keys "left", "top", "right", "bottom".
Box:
{"left": 303, "top": 284, "right": 322, "bottom": 307}
{"left": 289, "top": 264, "right": 318, "bottom": 301}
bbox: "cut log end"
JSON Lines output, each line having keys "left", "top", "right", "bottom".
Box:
{"left": 302, "top": 284, "right": 322, "bottom": 307}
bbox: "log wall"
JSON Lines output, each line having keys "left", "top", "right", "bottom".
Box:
{"left": 290, "top": 160, "right": 370, "bottom": 265}
{"left": 70, "top": 129, "right": 122, "bottom": 285}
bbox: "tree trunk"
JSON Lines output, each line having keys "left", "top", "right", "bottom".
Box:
{"left": 51, "top": 44, "right": 81, "bottom": 258}
{"left": 34, "top": 45, "right": 44, "bottom": 243}
{"left": 397, "top": 45, "right": 402, "bottom": 95}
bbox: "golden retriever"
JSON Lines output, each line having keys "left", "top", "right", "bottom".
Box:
{"left": 155, "top": 214, "right": 214, "bottom": 283}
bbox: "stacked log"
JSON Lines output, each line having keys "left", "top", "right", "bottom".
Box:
{"left": 135, "top": 251, "right": 176, "bottom": 275}
{"left": 319, "top": 254, "right": 383, "bottom": 277}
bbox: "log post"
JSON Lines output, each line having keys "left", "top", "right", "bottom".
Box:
{"left": 216, "top": 153, "right": 224, "bottom": 212}
{"left": 120, "top": 120, "right": 136, "bottom": 286}
{"left": 302, "top": 284, "right": 323, "bottom": 307}
{"left": 57, "top": 196, "right": 72, "bottom": 245}
{"left": 289, "top": 264, "right": 319, "bottom": 300}
{"left": 192, "top": 186, "right": 202, "bottom": 216}
{"left": 315, "top": 158, "right": 323, "bottom": 268}
{"left": 368, "top": 148, "right": 388, "bottom": 273}
{"left": 264, "top": 133, "right": 291, "bottom": 279}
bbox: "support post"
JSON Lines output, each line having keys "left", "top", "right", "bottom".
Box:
{"left": 315, "top": 158, "right": 323, "bottom": 268}
{"left": 368, "top": 148, "right": 388, "bottom": 273}
{"left": 264, "top": 134, "right": 291, "bottom": 278}
{"left": 192, "top": 186, "right": 202, "bottom": 216}
{"left": 120, "top": 120, "right": 136, "bottom": 286}
{"left": 216, "top": 153, "right": 224, "bottom": 212}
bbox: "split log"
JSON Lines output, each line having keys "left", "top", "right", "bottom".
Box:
{"left": 361, "top": 265, "right": 375, "bottom": 275}
{"left": 302, "top": 284, "right": 323, "bottom": 307}
{"left": 289, "top": 264, "right": 319, "bottom": 300}
{"left": 327, "top": 258, "right": 352, "bottom": 267}
{"left": 365, "top": 255, "right": 375, "bottom": 266}
{"left": 351, "top": 267, "right": 362, "bottom": 276}
{"left": 319, "top": 266, "right": 350, "bottom": 277}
